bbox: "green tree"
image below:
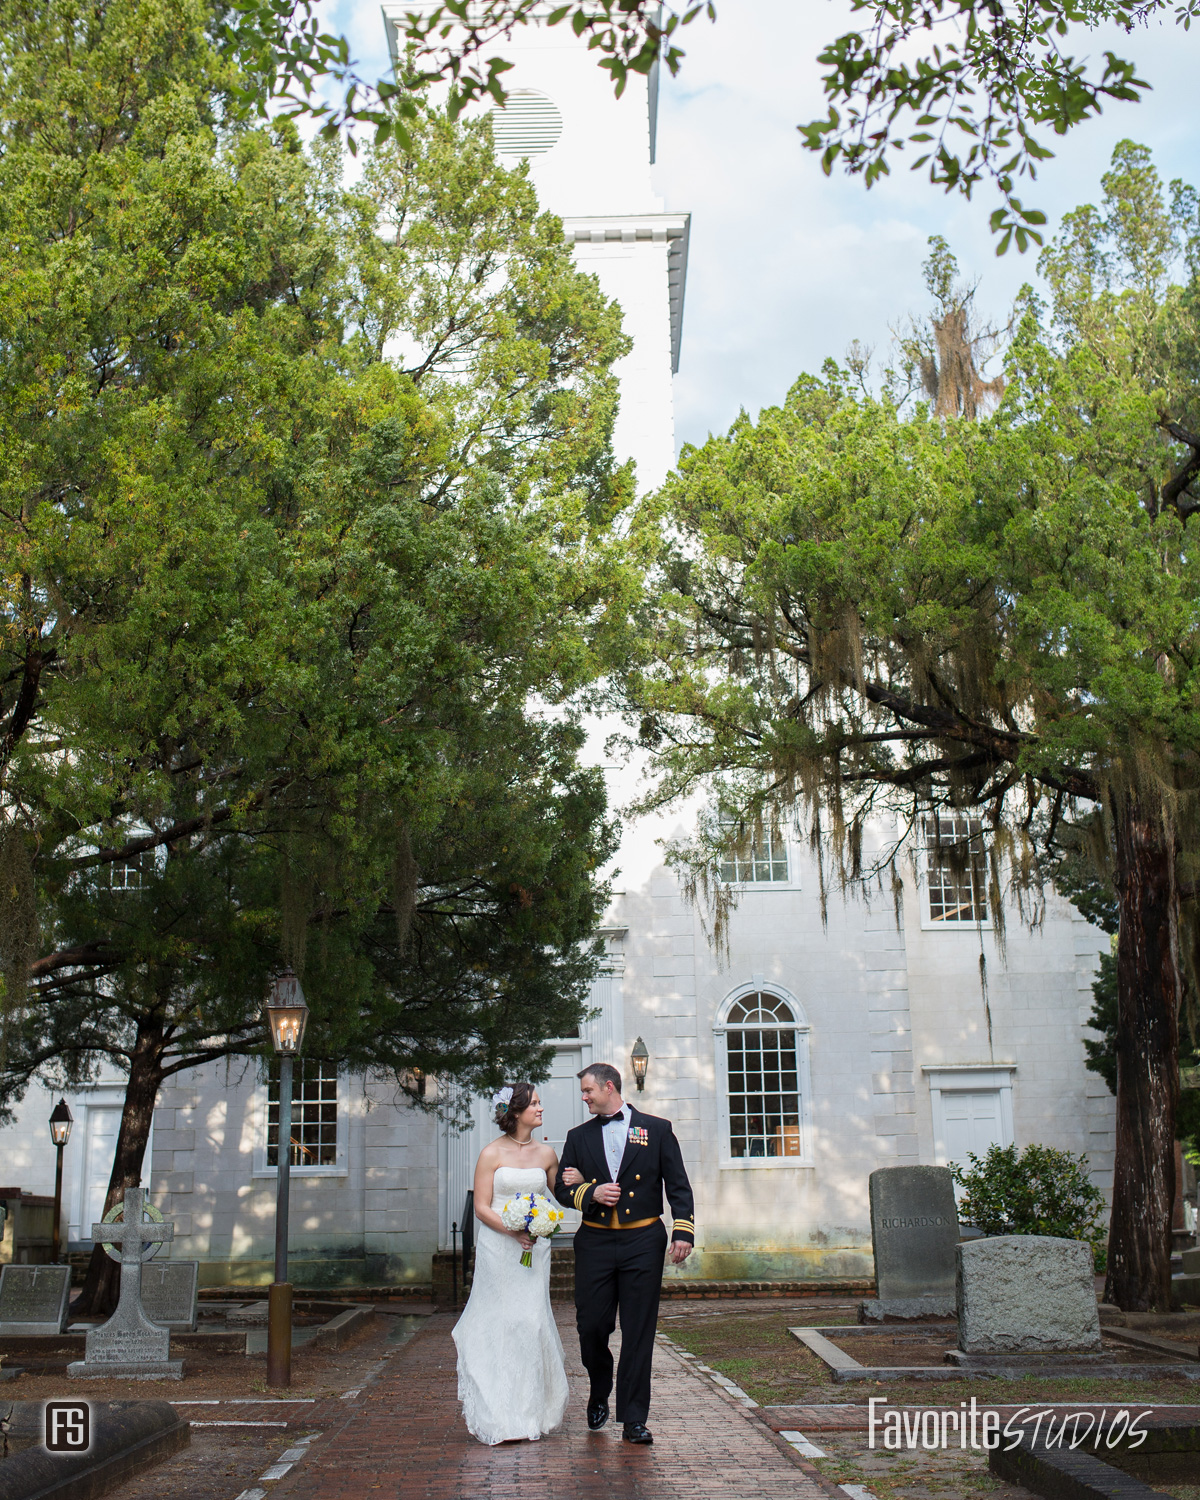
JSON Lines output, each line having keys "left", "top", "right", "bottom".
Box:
{"left": 0, "top": 0, "right": 634, "bottom": 1308}
{"left": 618, "top": 148, "right": 1200, "bottom": 1310}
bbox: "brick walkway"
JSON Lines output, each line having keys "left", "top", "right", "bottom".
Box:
{"left": 272, "top": 1307, "right": 827, "bottom": 1500}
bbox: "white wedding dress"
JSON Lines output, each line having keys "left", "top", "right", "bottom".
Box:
{"left": 453, "top": 1165, "right": 569, "bottom": 1445}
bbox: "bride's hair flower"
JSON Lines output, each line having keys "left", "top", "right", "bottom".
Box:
{"left": 491, "top": 1085, "right": 514, "bottom": 1121}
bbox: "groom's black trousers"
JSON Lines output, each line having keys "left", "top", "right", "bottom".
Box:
{"left": 573, "top": 1219, "right": 668, "bottom": 1426}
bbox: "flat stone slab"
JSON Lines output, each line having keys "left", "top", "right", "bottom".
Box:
{"left": 859, "top": 1296, "right": 957, "bottom": 1322}
{"left": 225, "top": 1302, "right": 268, "bottom": 1324}
{"left": 958, "top": 1236, "right": 1101, "bottom": 1353}
{"left": 789, "top": 1324, "right": 1198, "bottom": 1383}
{"left": 0, "top": 1398, "right": 188, "bottom": 1499}
{"left": 789, "top": 1326, "right": 967, "bottom": 1382}
{"left": 67, "top": 1359, "right": 183, "bottom": 1380}
{"left": 0, "top": 1264, "right": 71, "bottom": 1336}
{"left": 869, "top": 1166, "right": 959, "bottom": 1302}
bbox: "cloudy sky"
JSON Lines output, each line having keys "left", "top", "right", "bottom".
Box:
{"left": 333, "top": 0, "right": 1199, "bottom": 452}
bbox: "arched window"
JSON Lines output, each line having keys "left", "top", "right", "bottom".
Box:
{"left": 715, "top": 989, "right": 812, "bottom": 1165}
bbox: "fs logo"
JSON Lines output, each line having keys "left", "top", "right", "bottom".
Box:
{"left": 44, "top": 1402, "right": 90, "bottom": 1453}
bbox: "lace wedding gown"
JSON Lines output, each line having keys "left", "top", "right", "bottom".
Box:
{"left": 453, "top": 1165, "right": 569, "bottom": 1445}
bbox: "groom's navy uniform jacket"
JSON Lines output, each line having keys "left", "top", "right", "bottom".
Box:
{"left": 553, "top": 1107, "right": 695, "bottom": 1243}
{"left": 554, "top": 1105, "right": 694, "bottom": 1427}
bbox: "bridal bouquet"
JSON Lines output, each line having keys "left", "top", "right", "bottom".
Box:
{"left": 500, "top": 1192, "right": 565, "bottom": 1267}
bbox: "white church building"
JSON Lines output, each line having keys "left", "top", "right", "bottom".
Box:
{"left": 0, "top": 8, "right": 1115, "bottom": 1287}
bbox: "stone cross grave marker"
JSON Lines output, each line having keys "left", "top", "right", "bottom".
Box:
{"left": 67, "top": 1187, "right": 182, "bottom": 1379}
{"left": 862, "top": 1165, "right": 960, "bottom": 1320}
{"left": 0, "top": 1263, "right": 71, "bottom": 1335}
{"left": 140, "top": 1261, "right": 199, "bottom": 1332}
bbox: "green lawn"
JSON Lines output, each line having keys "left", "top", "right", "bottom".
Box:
{"left": 658, "top": 1305, "right": 1200, "bottom": 1499}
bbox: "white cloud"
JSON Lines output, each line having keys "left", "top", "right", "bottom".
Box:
{"left": 324, "top": 0, "right": 1197, "bottom": 454}
{"left": 649, "top": 0, "right": 1200, "bottom": 450}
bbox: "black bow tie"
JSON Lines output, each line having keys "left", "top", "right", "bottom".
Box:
{"left": 601, "top": 1111, "right": 625, "bottom": 1123}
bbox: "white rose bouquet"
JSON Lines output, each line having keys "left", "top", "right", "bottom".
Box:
{"left": 500, "top": 1191, "right": 565, "bottom": 1267}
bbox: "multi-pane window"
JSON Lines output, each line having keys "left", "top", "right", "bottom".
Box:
{"left": 717, "top": 823, "right": 789, "bottom": 884}
{"left": 724, "top": 993, "right": 803, "bottom": 1159}
{"left": 267, "top": 1060, "right": 339, "bottom": 1167}
{"left": 108, "top": 853, "right": 152, "bottom": 891}
{"left": 925, "top": 815, "right": 988, "bottom": 924}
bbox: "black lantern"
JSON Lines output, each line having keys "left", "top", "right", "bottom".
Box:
{"left": 263, "top": 968, "right": 309, "bottom": 1055}
{"left": 49, "top": 1098, "right": 73, "bottom": 1262}
{"left": 631, "top": 1036, "right": 649, "bottom": 1093}
{"left": 49, "top": 1097, "right": 73, "bottom": 1147}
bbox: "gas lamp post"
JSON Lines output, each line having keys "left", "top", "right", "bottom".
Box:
{"left": 49, "top": 1098, "right": 73, "bottom": 1262}
{"left": 263, "top": 969, "right": 309, "bottom": 1388}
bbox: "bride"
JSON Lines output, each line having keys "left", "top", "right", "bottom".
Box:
{"left": 453, "top": 1081, "right": 569, "bottom": 1445}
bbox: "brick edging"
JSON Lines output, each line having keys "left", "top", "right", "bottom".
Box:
{"left": 197, "top": 1285, "right": 434, "bottom": 1302}
{"left": 198, "top": 1278, "right": 872, "bottom": 1303}
{"left": 660, "top": 1278, "right": 874, "bottom": 1299}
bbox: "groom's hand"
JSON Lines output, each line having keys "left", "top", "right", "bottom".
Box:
{"left": 668, "top": 1241, "right": 692, "bottom": 1265}
{"left": 593, "top": 1182, "right": 621, "bottom": 1206}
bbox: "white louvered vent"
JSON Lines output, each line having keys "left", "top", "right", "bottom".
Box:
{"left": 489, "top": 90, "right": 563, "bottom": 158}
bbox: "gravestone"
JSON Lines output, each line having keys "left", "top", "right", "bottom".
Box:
{"left": 861, "top": 1165, "right": 959, "bottom": 1320}
{"left": 140, "top": 1261, "right": 199, "bottom": 1332}
{"left": 67, "top": 1187, "right": 182, "bottom": 1379}
{"left": 0, "top": 1263, "right": 71, "bottom": 1335}
{"left": 957, "top": 1235, "right": 1101, "bottom": 1352}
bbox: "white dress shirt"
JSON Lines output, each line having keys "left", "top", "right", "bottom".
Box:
{"left": 601, "top": 1109, "right": 631, "bottom": 1180}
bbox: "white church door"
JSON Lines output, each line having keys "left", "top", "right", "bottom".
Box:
{"left": 538, "top": 1048, "right": 589, "bottom": 1233}
{"left": 81, "top": 1106, "right": 121, "bottom": 1242}
{"left": 71, "top": 1089, "right": 154, "bottom": 1245}
{"left": 940, "top": 1090, "right": 1004, "bottom": 1172}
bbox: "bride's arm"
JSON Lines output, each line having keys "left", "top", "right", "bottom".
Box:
{"left": 472, "top": 1145, "right": 533, "bottom": 1248}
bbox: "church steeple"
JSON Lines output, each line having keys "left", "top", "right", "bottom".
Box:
{"left": 380, "top": 2, "right": 689, "bottom": 491}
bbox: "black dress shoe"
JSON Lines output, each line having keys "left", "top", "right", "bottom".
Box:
{"left": 622, "top": 1422, "right": 653, "bottom": 1444}
{"left": 587, "top": 1399, "right": 609, "bottom": 1430}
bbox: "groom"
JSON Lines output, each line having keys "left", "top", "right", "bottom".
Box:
{"left": 555, "top": 1063, "right": 695, "bottom": 1445}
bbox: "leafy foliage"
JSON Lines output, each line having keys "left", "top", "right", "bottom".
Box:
{"left": 797, "top": 0, "right": 1184, "bottom": 254}
{"left": 1084, "top": 943, "right": 1200, "bottom": 1150}
{"left": 220, "top": 0, "right": 713, "bottom": 151}
{"left": 213, "top": 0, "right": 1198, "bottom": 249}
{"left": 0, "top": 0, "right": 636, "bottom": 1120}
{"left": 618, "top": 142, "right": 1200, "bottom": 1308}
{"left": 1084, "top": 949, "right": 1121, "bottom": 1096}
{"left": 953, "top": 1143, "right": 1106, "bottom": 1250}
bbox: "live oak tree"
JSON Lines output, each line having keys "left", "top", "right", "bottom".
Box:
{"left": 0, "top": 0, "right": 633, "bottom": 1309}
{"left": 618, "top": 145, "right": 1200, "bottom": 1310}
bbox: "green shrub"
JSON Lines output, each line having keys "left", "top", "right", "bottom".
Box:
{"left": 953, "top": 1143, "right": 1106, "bottom": 1266}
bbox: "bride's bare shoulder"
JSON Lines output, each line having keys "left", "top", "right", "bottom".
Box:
{"left": 476, "top": 1136, "right": 508, "bottom": 1163}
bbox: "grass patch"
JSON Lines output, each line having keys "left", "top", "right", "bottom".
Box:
{"left": 659, "top": 1307, "right": 1200, "bottom": 1408}
{"left": 812, "top": 1436, "right": 1017, "bottom": 1497}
